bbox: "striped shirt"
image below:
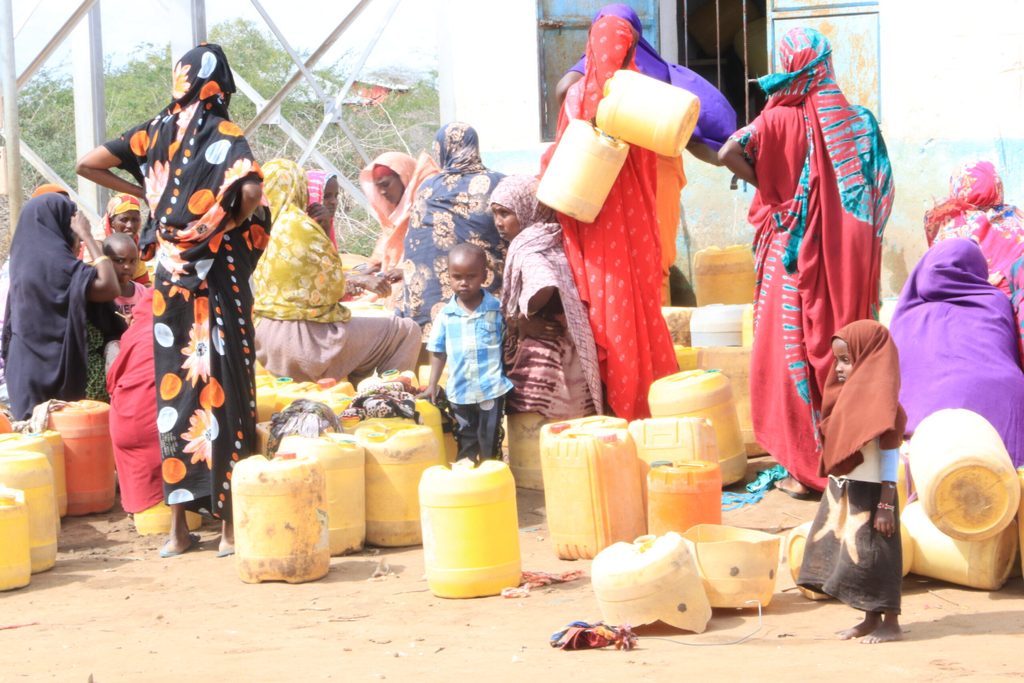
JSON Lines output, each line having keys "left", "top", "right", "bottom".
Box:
{"left": 426, "top": 291, "right": 513, "bottom": 405}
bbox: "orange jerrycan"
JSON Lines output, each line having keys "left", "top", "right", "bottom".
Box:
{"left": 540, "top": 428, "right": 646, "bottom": 560}
{"left": 0, "top": 487, "right": 31, "bottom": 591}
{"left": 419, "top": 459, "right": 521, "bottom": 598}
{"left": 648, "top": 371, "right": 747, "bottom": 486}
{"left": 280, "top": 434, "right": 366, "bottom": 555}
{"left": 536, "top": 119, "right": 629, "bottom": 223}
{"left": 693, "top": 245, "right": 756, "bottom": 307}
{"left": 909, "top": 409, "right": 1019, "bottom": 541}
{"left": 233, "top": 453, "right": 330, "bottom": 584}
{"left": 596, "top": 70, "right": 700, "bottom": 157}
{"left": 0, "top": 452, "right": 57, "bottom": 573}
{"left": 647, "top": 461, "right": 722, "bottom": 536}
{"left": 48, "top": 401, "right": 115, "bottom": 516}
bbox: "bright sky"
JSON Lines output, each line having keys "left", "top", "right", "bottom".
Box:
{"left": 12, "top": 0, "right": 439, "bottom": 81}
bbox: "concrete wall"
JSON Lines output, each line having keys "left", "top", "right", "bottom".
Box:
{"left": 443, "top": 0, "right": 1024, "bottom": 296}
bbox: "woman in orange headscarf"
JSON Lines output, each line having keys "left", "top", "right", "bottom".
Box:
{"left": 359, "top": 151, "right": 439, "bottom": 275}
{"left": 540, "top": 14, "right": 677, "bottom": 421}
{"left": 101, "top": 193, "right": 150, "bottom": 285}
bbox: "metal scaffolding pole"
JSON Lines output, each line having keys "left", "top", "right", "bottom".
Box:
{"left": 0, "top": 0, "right": 23, "bottom": 231}
{"left": 72, "top": 1, "right": 106, "bottom": 216}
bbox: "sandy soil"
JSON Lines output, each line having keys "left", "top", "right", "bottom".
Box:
{"left": 3, "top": 455, "right": 1023, "bottom": 682}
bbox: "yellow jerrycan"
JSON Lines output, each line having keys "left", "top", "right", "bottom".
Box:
{"left": 909, "top": 409, "right": 1019, "bottom": 541}
{"left": 536, "top": 119, "right": 629, "bottom": 223}
{"left": 697, "top": 346, "right": 763, "bottom": 455}
{"left": 0, "top": 487, "right": 31, "bottom": 591}
{"left": 674, "top": 346, "right": 699, "bottom": 372}
{"left": 682, "top": 524, "right": 780, "bottom": 608}
{"left": 507, "top": 412, "right": 548, "bottom": 491}
{"left": 693, "top": 245, "right": 756, "bottom": 307}
{"left": 134, "top": 502, "right": 202, "bottom": 535}
{"left": 903, "top": 501, "right": 1018, "bottom": 590}
{"left": 419, "top": 459, "right": 521, "bottom": 598}
{"left": 628, "top": 417, "right": 718, "bottom": 467}
{"left": 540, "top": 429, "right": 646, "bottom": 560}
{"left": 596, "top": 70, "right": 700, "bottom": 157}
{"left": 279, "top": 434, "right": 366, "bottom": 556}
{"left": 356, "top": 423, "right": 440, "bottom": 547}
{"left": 591, "top": 532, "right": 711, "bottom": 633}
{"left": 0, "top": 433, "right": 64, "bottom": 519}
{"left": 357, "top": 399, "right": 454, "bottom": 464}
{"left": 0, "top": 452, "right": 57, "bottom": 574}
{"left": 648, "top": 370, "right": 747, "bottom": 486}
{"left": 232, "top": 453, "right": 330, "bottom": 584}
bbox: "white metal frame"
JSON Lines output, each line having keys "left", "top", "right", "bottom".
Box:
{"left": 1, "top": 0, "right": 407, "bottom": 232}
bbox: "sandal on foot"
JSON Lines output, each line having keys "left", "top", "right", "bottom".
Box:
{"left": 159, "top": 533, "right": 200, "bottom": 558}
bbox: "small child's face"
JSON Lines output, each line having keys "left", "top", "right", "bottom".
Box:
{"left": 448, "top": 255, "right": 486, "bottom": 301}
{"left": 108, "top": 242, "right": 139, "bottom": 285}
{"left": 832, "top": 337, "right": 852, "bottom": 383}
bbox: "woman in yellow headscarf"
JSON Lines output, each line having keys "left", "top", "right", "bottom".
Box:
{"left": 102, "top": 193, "right": 149, "bottom": 284}
{"left": 253, "top": 159, "right": 422, "bottom": 383}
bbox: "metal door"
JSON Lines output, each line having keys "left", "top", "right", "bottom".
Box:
{"left": 537, "top": 0, "right": 660, "bottom": 140}
{"left": 767, "top": 0, "right": 882, "bottom": 117}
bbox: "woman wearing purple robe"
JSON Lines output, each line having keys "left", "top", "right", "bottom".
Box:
{"left": 889, "top": 238, "right": 1024, "bottom": 467}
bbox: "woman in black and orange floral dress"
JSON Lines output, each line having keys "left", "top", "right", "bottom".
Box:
{"left": 78, "top": 44, "right": 269, "bottom": 558}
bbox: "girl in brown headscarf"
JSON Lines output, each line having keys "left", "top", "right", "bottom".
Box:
{"left": 798, "top": 320, "right": 906, "bottom": 644}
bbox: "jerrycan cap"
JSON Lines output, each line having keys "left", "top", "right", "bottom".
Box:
{"left": 317, "top": 378, "right": 337, "bottom": 389}
{"left": 275, "top": 376, "right": 294, "bottom": 384}
{"left": 276, "top": 452, "right": 297, "bottom": 460}
{"left": 597, "top": 432, "right": 618, "bottom": 444}
{"left": 341, "top": 415, "right": 361, "bottom": 425}
{"left": 381, "top": 369, "right": 400, "bottom": 380}
{"left": 365, "top": 432, "right": 387, "bottom": 443}
{"left": 549, "top": 423, "right": 571, "bottom": 434}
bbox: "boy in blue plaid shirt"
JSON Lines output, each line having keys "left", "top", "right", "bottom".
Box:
{"left": 421, "top": 244, "right": 512, "bottom": 462}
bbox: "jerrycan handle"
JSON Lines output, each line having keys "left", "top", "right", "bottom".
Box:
{"left": 276, "top": 452, "right": 297, "bottom": 460}
{"left": 549, "top": 423, "right": 571, "bottom": 434}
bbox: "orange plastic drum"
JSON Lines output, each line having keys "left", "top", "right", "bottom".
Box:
{"left": 47, "top": 401, "right": 115, "bottom": 516}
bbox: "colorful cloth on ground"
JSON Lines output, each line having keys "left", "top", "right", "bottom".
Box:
{"left": 426, "top": 291, "right": 513, "bottom": 405}
{"left": 890, "top": 238, "right": 1024, "bottom": 467}
{"left": 103, "top": 44, "right": 270, "bottom": 521}
{"left": 492, "top": 175, "right": 601, "bottom": 417}
{"left": 107, "top": 287, "right": 163, "bottom": 513}
{"left": 402, "top": 123, "right": 505, "bottom": 337}
{"left": 550, "top": 621, "right": 637, "bottom": 651}
{"left": 567, "top": 4, "right": 737, "bottom": 150}
{"left": 819, "top": 321, "right": 906, "bottom": 478}
{"left": 926, "top": 161, "right": 1024, "bottom": 344}
{"left": 253, "top": 159, "right": 350, "bottom": 324}
{"left": 2, "top": 195, "right": 98, "bottom": 419}
{"left": 798, "top": 477, "right": 902, "bottom": 613}
{"left": 305, "top": 169, "right": 338, "bottom": 246}
{"left": 731, "top": 27, "right": 894, "bottom": 491}
{"left": 360, "top": 152, "right": 441, "bottom": 271}
{"left": 542, "top": 15, "right": 677, "bottom": 421}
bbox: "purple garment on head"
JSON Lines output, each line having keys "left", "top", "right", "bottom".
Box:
{"left": 889, "top": 238, "right": 1024, "bottom": 467}
{"left": 567, "top": 3, "right": 738, "bottom": 150}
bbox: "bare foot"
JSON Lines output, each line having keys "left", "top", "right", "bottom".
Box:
{"left": 838, "top": 612, "right": 880, "bottom": 640}
{"left": 776, "top": 476, "right": 811, "bottom": 498}
{"left": 217, "top": 520, "right": 235, "bottom": 557}
{"left": 862, "top": 616, "right": 902, "bottom": 644}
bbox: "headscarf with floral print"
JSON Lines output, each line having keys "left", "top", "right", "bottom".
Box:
{"left": 401, "top": 122, "right": 505, "bottom": 335}
{"left": 254, "top": 159, "right": 350, "bottom": 324}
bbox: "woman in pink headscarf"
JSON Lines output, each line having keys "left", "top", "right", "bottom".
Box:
{"left": 359, "top": 152, "right": 439, "bottom": 275}
{"left": 305, "top": 169, "right": 340, "bottom": 245}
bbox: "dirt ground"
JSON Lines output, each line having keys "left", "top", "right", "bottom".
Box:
{"left": 3, "top": 455, "right": 1023, "bottom": 682}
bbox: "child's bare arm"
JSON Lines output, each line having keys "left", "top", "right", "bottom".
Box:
{"left": 419, "top": 352, "right": 447, "bottom": 403}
